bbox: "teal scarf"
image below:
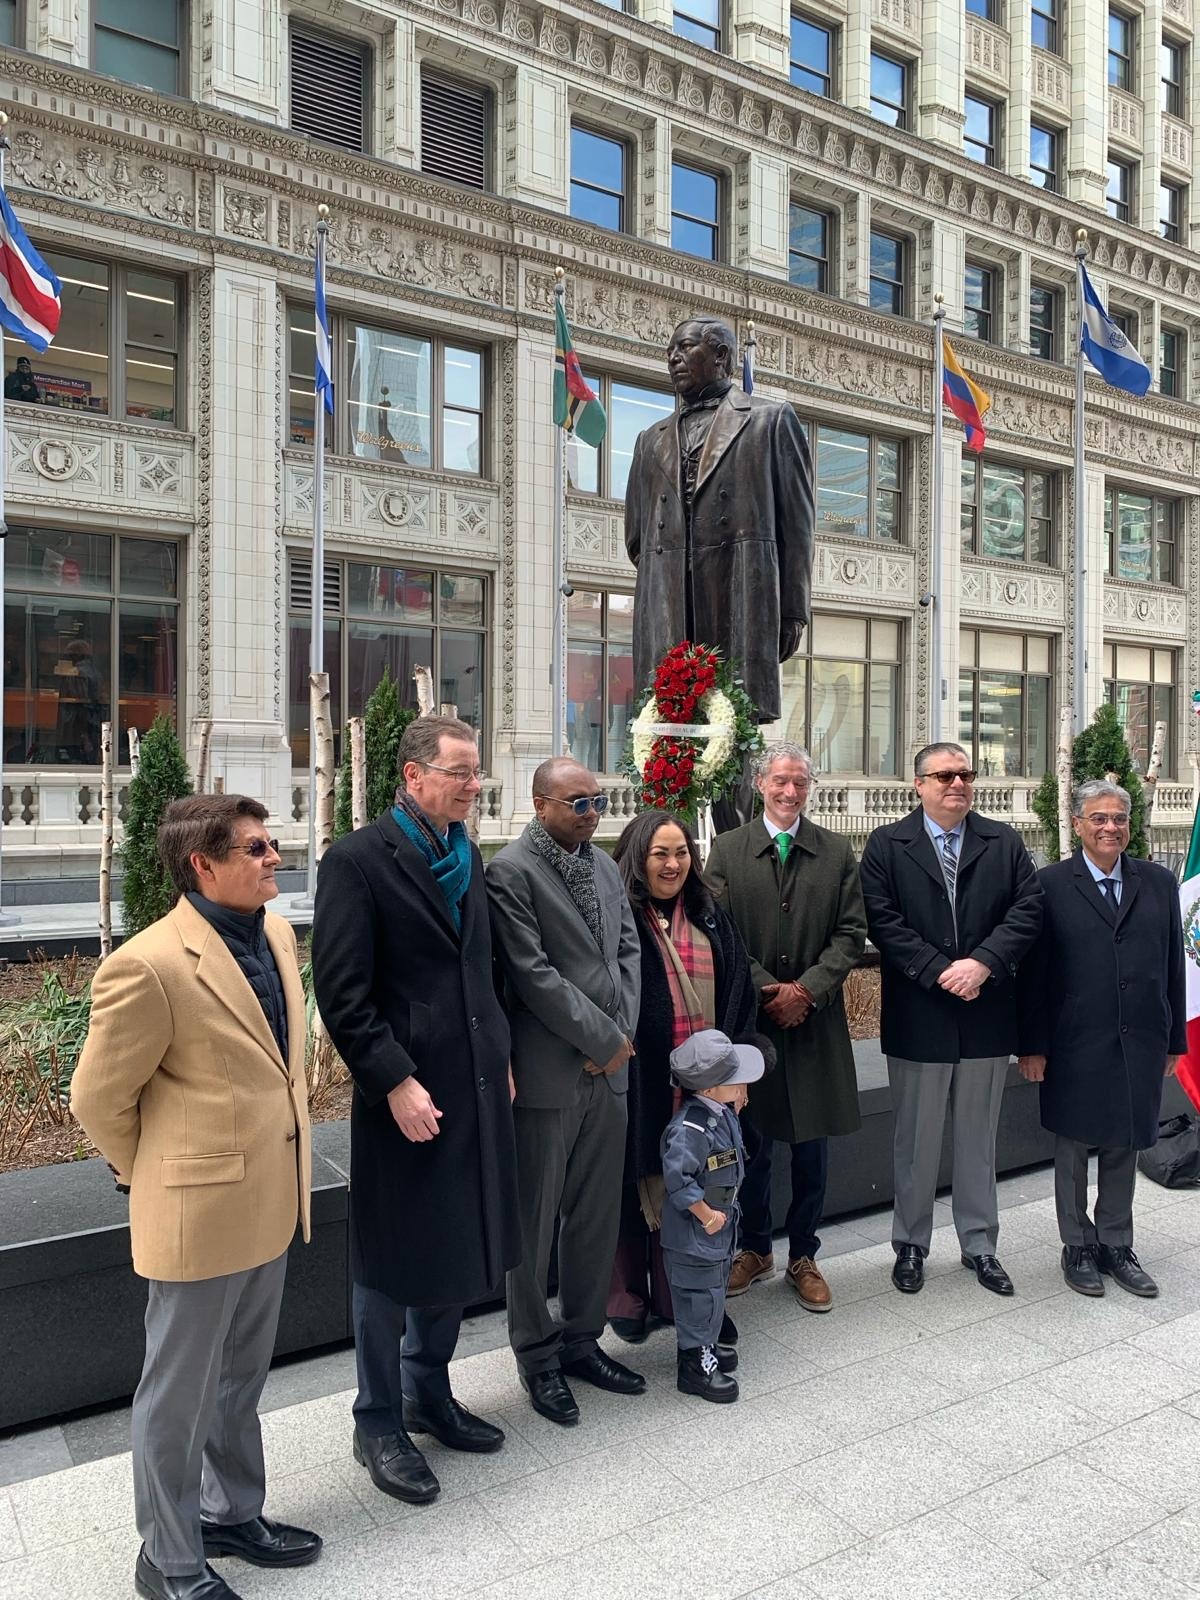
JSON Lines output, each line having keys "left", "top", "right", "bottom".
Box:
{"left": 392, "top": 796, "right": 473, "bottom": 932}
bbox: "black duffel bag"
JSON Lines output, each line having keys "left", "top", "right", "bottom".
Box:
{"left": 1138, "top": 1114, "right": 1200, "bottom": 1188}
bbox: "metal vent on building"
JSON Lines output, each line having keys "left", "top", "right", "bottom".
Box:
{"left": 290, "top": 30, "right": 367, "bottom": 153}
{"left": 289, "top": 558, "right": 342, "bottom": 614}
{"left": 420, "top": 74, "right": 488, "bottom": 189}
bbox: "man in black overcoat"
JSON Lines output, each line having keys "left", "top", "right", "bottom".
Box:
{"left": 624, "top": 317, "right": 814, "bottom": 825}
{"left": 312, "top": 716, "right": 519, "bottom": 1507}
{"left": 1018, "top": 778, "right": 1186, "bottom": 1300}
{"left": 860, "top": 741, "right": 1043, "bottom": 1298}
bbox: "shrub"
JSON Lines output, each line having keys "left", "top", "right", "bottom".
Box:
{"left": 1032, "top": 701, "right": 1147, "bottom": 861}
{"left": 334, "top": 667, "right": 415, "bottom": 836}
{"left": 121, "top": 715, "right": 193, "bottom": 935}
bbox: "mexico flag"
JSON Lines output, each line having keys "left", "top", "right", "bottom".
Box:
{"left": 553, "top": 299, "right": 606, "bottom": 447}
{"left": 1178, "top": 807, "right": 1200, "bottom": 1111}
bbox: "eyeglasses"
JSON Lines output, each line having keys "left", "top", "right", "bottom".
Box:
{"left": 229, "top": 838, "right": 280, "bottom": 859}
{"left": 535, "top": 793, "right": 610, "bottom": 817}
{"left": 917, "top": 769, "right": 977, "bottom": 785}
{"left": 422, "top": 763, "right": 483, "bottom": 783}
{"left": 1080, "top": 813, "right": 1130, "bottom": 827}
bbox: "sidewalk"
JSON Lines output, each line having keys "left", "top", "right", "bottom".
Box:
{"left": 3, "top": 1173, "right": 1200, "bottom": 1599}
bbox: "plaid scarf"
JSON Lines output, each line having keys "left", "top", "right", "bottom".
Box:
{"left": 527, "top": 817, "right": 605, "bottom": 952}
{"left": 645, "top": 897, "right": 715, "bottom": 1047}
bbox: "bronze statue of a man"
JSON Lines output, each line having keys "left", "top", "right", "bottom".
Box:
{"left": 624, "top": 318, "right": 815, "bottom": 731}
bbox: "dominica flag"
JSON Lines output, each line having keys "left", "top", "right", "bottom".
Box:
{"left": 1176, "top": 806, "right": 1200, "bottom": 1111}
{"left": 553, "top": 298, "right": 606, "bottom": 446}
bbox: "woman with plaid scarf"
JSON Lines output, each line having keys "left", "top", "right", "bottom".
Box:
{"left": 607, "top": 811, "right": 761, "bottom": 1343}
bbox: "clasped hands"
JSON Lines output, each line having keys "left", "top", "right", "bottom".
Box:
{"left": 937, "top": 957, "right": 991, "bottom": 1002}
{"left": 762, "top": 980, "right": 813, "bottom": 1029}
{"left": 584, "top": 1036, "right": 634, "bottom": 1077}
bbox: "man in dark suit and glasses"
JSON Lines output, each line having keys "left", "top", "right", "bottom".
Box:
{"left": 1018, "top": 778, "right": 1187, "bottom": 1299}
{"left": 860, "top": 741, "right": 1043, "bottom": 1297}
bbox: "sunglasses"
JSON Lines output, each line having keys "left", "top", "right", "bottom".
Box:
{"left": 536, "top": 793, "right": 610, "bottom": 817}
{"left": 917, "top": 770, "right": 977, "bottom": 785}
{"left": 229, "top": 837, "right": 280, "bottom": 859}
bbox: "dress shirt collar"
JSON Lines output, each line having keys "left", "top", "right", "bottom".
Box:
{"left": 922, "top": 812, "right": 964, "bottom": 847}
{"left": 762, "top": 814, "right": 800, "bottom": 842}
{"left": 1081, "top": 850, "right": 1123, "bottom": 888}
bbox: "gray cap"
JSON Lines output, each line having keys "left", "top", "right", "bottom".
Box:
{"left": 670, "top": 1029, "right": 765, "bottom": 1092}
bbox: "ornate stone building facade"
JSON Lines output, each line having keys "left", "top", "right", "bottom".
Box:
{"left": 1, "top": 0, "right": 1197, "bottom": 881}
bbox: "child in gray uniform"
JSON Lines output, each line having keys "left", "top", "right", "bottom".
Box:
{"left": 661, "top": 1029, "right": 766, "bottom": 1402}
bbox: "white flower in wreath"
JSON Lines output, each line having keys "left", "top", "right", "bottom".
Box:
{"left": 631, "top": 689, "right": 737, "bottom": 781}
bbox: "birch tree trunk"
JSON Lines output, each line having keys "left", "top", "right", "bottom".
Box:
{"left": 127, "top": 727, "right": 140, "bottom": 779}
{"left": 414, "top": 664, "right": 435, "bottom": 718}
{"left": 195, "top": 719, "right": 213, "bottom": 793}
{"left": 349, "top": 715, "right": 367, "bottom": 830}
{"left": 310, "top": 671, "right": 335, "bottom": 862}
{"left": 99, "top": 721, "right": 114, "bottom": 960}
{"left": 1056, "top": 705, "right": 1073, "bottom": 861}
{"left": 1142, "top": 718, "right": 1167, "bottom": 856}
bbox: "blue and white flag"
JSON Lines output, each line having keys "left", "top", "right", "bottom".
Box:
{"left": 1078, "top": 261, "right": 1151, "bottom": 396}
{"left": 314, "top": 243, "right": 333, "bottom": 415}
{"left": 741, "top": 340, "right": 754, "bottom": 395}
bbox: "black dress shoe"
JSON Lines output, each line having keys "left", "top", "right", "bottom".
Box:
{"left": 715, "top": 1343, "right": 738, "bottom": 1373}
{"left": 1097, "top": 1244, "right": 1158, "bottom": 1298}
{"left": 719, "top": 1312, "right": 738, "bottom": 1346}
{"left": 402, "top": 1397, "right": 505, "bottom": 1453}
{"left": 1061, "top": 1245, "right": 1105, "bottom": 1297}
{"left": 135, "top": 1549, "right": 242, "bottom": 1600}
{"left": 562, "top": 1348, "right": 646, "bottom": 1395}
{"left": 352, "top": 1429, "right": 440, "bottom": 1504}
{"left": 520, "top": 1368, "right": 580, "bottom": 1426}
{"left": 609, "top": 1315, "right": 648, "bottom": 1344}
{"left": 961, "top": 1253, "right": 1015, "bottom": 1295}
{"left": 677, "top": 1347, "right": 739, "bottom": 1403}
{"left": 200, "top": 1516, "right": 322, "bottom": 1568}
{"left": 892, "top": 1244, "right": 925, "bottom": 1294}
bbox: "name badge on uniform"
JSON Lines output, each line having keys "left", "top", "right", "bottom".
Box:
{"left": 706, "top": 1147, "right": 738, "bottom": 1172}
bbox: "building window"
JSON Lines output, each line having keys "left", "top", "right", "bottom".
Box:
{"left": 1030, "top": 122, "right": 1060, "bottom": 191}
{"left": 290, "top": 26, "right": 368, "bottom": 154}
{"left": 964, "top": 95, "right": 1001, "bottom": 166}
{"left": 566, "top": 590, "right": 635, "bottom": 773}
{"left": 1161, "top": 181, "right": 1184, "bottom": 243}
{"left": 0, "top": 1, "right": 16, "bottom": 47}
{"left": 790, "top": 14, "right": 834, "bottom": 96}
{"left": 1160, "top": 327, "right": 1183, "bottom": 398}
{"left": 966, "top": 0, "right": 1002, "bottom": 19}
{"left": 286, "top": 307, "right": 484, "bottom": 474}
{"left": 1029, "top": 284, "right": 1060, "bottom": 360}
{"left": 808, "top": 426, "right": 903, "bottom": 542}
{"left": 1, "top": 251, "right": 181, "bottom": 425}
{"left": 571, "top": 126, "right": 627, "bottom": 233}
{"left": 1104, "top": 644, "right": 1175, "bottom": 774}
{"left": 671, "top": 161, "right": 721, "bottom": 259}
{"left": 567, "top": 376, "right": 673, "bottom": 500}
{"left": 1163, "top": 39, "right": 1186, "bottom": 116}
{"left": 1031, "top": 0, "right": 1060, "bottom": 52}
{"left": 94, "top": 0, "right": 183, "bottom": 94}
{"left": 1104, "top": 489, "right": 1179, "bottom": 584}
{"left": 788, "top": 203, "right": 832, "bottom": 291}
{"left": 1108, "top": 9, "right": 1135, "bottom": 89}
{"left": 964, "top": 263, "right": 998, "bottom": 343}
{"left": 287, "top": 558, "right": 487, "bottom": 767}
{"left": 870, "top": 52, "right": 909, "bottom": 128}
{"left": 421, "top": 74, "right": 490, "bottom": 190}
{"left": 869, "top": 232, "right": 906, "bottom": 316}
{"left": 959, "top": 629, "right": 1053, "bottom": 778}
{"left": 674, "top": 0, "right": 721, "bottom": 50}
{"left": 961, "top": 460, "right": 1055, "bottom": 563}
{"left": 1107, "top": 159, "right": 1134, "bottom": 222}
{"left": 2, "top": 527, "right": 180, "bottom": 767}
{"left": 780, "top": 614, "right": 902, "bottom": 776}
{"left": 1109, "top": 308, "right": 1137, "bottom": 344}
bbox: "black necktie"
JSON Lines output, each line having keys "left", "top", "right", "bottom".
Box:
{"left": 1099, "top": 877, "right": 1116, "bottom": 902}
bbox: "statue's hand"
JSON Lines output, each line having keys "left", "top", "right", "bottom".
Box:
{"left": 779, "top": 619, "right": 804, "bottom": 661}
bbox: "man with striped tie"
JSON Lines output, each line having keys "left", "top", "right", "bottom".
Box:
{"left": 860, "top": 743, "right": 1043, "bottom": 1297}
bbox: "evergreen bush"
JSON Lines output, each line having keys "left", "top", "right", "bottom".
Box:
{"left": 120, "top": 715, "right": 193, "bottom": 935}
{"left": 1032, "top": 701, "right": 1147, "bottom": 861}
{"left": 333, "top": 667, "right": 415, "bottom": 835}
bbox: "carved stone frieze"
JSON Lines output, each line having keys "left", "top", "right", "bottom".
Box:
{"left": 1102, "top": 581, "right": 1188, "bottom": 637}
{"left": 9, "top": 129, "right": 194, "bottom": 224}
{"left": 5, "top": 415, "right": 193, "bottom": 520}
{"left": 282, "top": 456, "right": 499, "bottom": 555}
{"left": 793, "top": 340, "right": 924, "bottom": 411}
{"left": 967, "top": 17, "right": 1009, "bottom": 84}
{"left": 223, "top": 187, "right": 268, "bottom": 241}
{"left": 987, "top": 390, "right": 1072, "bottom": 447}
{"left": 292, "top": 212, "right": 504, "bottom": 308}
{"left": 566, "top": 503, "right": 629, "bottom": 572}
{"left": 812, "top": 542, "right": 916, "bottom": 604}
{"left": 959, "top": 563, "right": 1065, "bottom": 621}
{"left": 1109, "top": 88, "right": 1143, "bottom": 147}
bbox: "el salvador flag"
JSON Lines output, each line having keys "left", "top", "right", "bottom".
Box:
{"left": 314, "top": 247, "right": 333, "bottom": 415}
{"left": 1079, "top": 261, "right": 1151, "bottom": 396}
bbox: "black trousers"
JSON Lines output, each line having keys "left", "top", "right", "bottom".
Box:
{"left": 737, "top": 1117, "right": 828, "bottom": 1260}
{"left": 351, "top": 1283, "right": 464, "bottom": 1437}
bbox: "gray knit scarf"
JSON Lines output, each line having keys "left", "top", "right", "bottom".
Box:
{"left": 527, "top": 817, "right": 605, "bottom": 952}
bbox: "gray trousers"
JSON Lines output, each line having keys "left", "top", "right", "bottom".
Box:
{"left": 662, "top": 1249, "right": 729, "bottom": 1352}
{"left": 507, "top": 1073, "right": 627, "bottom": 1376}
{"left": 131, "top": 1251, "right": 288, "bottom": 1576}
{"left": 887, "top": 1055, "right": 1009, "bottom": 1257}
{"left": 1054, "top": 1135, "right": 1137, "bottom": 1250}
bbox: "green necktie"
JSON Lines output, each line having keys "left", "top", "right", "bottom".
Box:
{"left": 776, "top": 831, "right": 791, "bottom": 865}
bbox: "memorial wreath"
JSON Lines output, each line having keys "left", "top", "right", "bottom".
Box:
{"left": 623, "top": 641, "right": 763, "bottom": 819}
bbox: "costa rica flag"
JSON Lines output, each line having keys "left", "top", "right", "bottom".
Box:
{"left": 0, "top": 189, "right": 61, "bottom": 352}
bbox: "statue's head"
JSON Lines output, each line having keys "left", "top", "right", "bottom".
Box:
{"left": 666, "top": 317, "right": 736, "bottom": 401}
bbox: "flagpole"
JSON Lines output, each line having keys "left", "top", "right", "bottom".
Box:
{"left": 930, "top": 294, "right": 946, "bottom": 742}
{"left": 0, "top": 112, "right": 16, "bottom": 927}
{"left": 1073, "top": 229, "right": 1088, "bottom": 736}
{"left": 551, "top": 266, "right": 568, "bottom": 757}
{"left": 304, "top": 203, "right": 330, "bottom": 904}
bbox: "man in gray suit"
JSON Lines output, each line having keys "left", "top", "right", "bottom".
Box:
{"left": 487, "top": 758, "right": 643, "bottom": 1425}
